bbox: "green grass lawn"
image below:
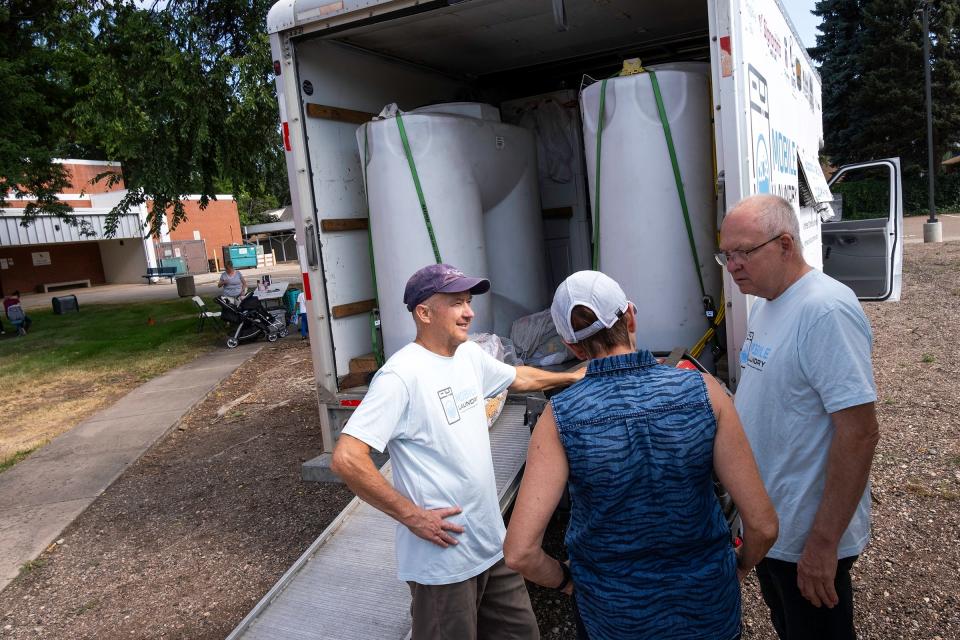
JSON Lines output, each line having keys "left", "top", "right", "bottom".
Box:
{"left": 0, "top": 299, "right": 221, "bottom": 469}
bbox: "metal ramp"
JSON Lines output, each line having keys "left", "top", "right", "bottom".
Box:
{"left": 227, "top": 400, "right": 531, "bottom": 640}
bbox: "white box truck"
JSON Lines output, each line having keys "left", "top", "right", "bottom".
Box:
{"left": 266, "top": 0, "right": 902, "bottom": 462}
{"left": 225, "top": 2, "right": 904, "bottom": 637}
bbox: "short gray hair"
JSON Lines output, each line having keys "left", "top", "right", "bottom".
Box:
{"left": 756, "top": 195, "right": 801, "bottom": 241}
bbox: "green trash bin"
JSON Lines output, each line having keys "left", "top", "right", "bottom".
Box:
{"left": 284, "top": 288, "right": 301, "bottom": 316}
{"left": 222, "top": 244, "right": 258, "bottom": 269}
{"left": 160, "top": 257, "right": 188, "bottom": 274}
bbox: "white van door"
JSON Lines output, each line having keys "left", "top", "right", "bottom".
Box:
{"left": 822, "top": 157, "right": 903, "bottom": 301}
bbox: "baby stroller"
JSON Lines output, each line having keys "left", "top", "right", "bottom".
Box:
{"left": 215, "top": 294, "right": 288, "bottom": 348}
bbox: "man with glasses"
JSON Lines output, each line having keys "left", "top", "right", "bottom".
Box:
{"left": 718, "top": 195, "right": 879, "bottom": 640}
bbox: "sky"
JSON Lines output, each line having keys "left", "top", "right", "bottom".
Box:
{"left": 781, "top": 0, "right": 821, "bottom": 49}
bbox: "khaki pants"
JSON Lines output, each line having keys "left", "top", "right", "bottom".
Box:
{"left": 407, "top": 558, "right": 540, "bottom": 640}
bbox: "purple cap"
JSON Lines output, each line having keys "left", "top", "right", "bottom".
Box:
{"left": 403, "top": 263, "right": 490, "bottom": 311}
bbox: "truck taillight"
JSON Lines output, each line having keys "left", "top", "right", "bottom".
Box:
{"left": 340, "top": 399, "right": 361, "bottom": 407}
{"left": 273, "top": 60, "right": 282, "bottom": 75}
{"left": 303, "top": 272, "right": 312, "bottom": 301}
{"left": 282, "top": 122, "right": 292, "bottom": 151}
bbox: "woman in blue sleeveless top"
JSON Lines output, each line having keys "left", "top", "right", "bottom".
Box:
{"left": 505, "top": 271, "right": 778, "bottom": 639}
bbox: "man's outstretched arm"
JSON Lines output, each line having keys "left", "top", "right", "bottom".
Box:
{"left": 331, "top": 434, "right": 465, "bottom": 547}
{"left": 509, "top": 364, "right": 585, "bottom": 392}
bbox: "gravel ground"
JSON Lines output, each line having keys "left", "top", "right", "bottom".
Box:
{"left": 0, "top": 339, "right": 353, "bottom": 639}
{"left": 0, "top": 242, "right": 957, "bottom": 639}
{"left": 530, "top": 241, "right": 960, "bottom": 639}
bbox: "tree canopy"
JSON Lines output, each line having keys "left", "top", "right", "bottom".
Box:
{"left": 0, "top": 0, "right": 288, "bottom": 235}
{"left": 812, "top": 0, "right": 960, "bottom": 174}
{"left": 0, "top": 1, "right": 87, "bottom": 222}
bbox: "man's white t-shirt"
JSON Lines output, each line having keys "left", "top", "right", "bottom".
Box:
{"left": 342, "top": 340, "right": 517, "bottom": 585}
{"left": 734, "top": 269, "right": 876, "bottom": 562}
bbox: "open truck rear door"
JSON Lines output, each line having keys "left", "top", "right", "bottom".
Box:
{"left": 708, "top": 0, "right": 832, "bottom": 385}
{"left": 823, "top": 158, "right": 903, "bottom": 301}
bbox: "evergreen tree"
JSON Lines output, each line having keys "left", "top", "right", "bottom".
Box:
{"left": 0, "top": 1, "right": 92, "bottom": 222}
{"left": 814, "top": 0, "right": 960, "bottom": 174}
{"left": 928, "top": 1, "right": 960, "bottom": 168}
{"left": 811, "top": 0, "right": 866, "bottom": 165}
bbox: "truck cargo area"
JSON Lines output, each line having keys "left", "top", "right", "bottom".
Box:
{"left": 246, "top": 0, "right": 903, "bottom": 637}
{"left": 256, "top": 4, "right": 727, "bottom": 635}
{"left": 286, "top": 0, "right": 719, "bottom": 388}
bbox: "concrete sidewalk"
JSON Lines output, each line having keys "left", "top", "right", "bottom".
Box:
{"left": 904, "top": 213, "right": 960, "bottom": 244}
{"left": 17, "top": 264, "right": 302, "bottom": 311}
{"left": 0, "top": 342, "right": 262, "bottom": 592}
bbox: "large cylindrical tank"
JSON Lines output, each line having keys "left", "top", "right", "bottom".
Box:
{"left": 359, "top": 103, "right": 549, "bottom": 357}
{"left": 581, "top": 63, "right": 721, "bottom": 369}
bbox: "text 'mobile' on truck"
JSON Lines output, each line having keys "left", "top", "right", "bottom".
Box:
{"left": 267, "top": 0, "right": 903, "bottom": 466}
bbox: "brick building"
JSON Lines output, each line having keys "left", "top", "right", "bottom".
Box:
{"left": 0, "top": 159, "right": 242, "bottom": 296}
{"left": 162, "top": 198, "right": 242, "bottom": 263}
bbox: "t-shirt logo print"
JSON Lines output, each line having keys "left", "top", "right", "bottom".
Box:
{"left": 740, "top": 331, "right": 754, "bottom": 370}
{"left": 740, "top": 330, "right": 772, "bottom": 371}
{"left": 437, "top": 387, "right": 461, "bottom": 425}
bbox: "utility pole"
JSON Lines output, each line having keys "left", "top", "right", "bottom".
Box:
{"left": 922, "top": 1, "right": 943, "bottom": 242}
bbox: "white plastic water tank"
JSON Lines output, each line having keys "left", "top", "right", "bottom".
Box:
{"left": 581, "top": 63, "right": 722, "bottom": 369}
{"left": 359, "top": 103, "right": 549, "bottom": 357}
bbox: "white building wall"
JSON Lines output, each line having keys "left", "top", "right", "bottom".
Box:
{"left": 98, "top": 239, "right": 149, "bottom": 284}
{"left": 0, "top": 210, "right": 144, "bottom": 245}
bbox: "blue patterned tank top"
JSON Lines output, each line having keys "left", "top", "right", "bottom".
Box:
{"left": 551, "top": 350, "right": 739, "bottom": 640}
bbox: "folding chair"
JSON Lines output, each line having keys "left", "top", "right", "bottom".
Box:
{"left": 192, "top": 296, "right": 223, "bottom": 333}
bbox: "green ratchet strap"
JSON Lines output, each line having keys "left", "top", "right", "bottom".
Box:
{"left": 395, "top": 113, "right": 443, "bottom": 264}
{"left": 362, "top": 124, "right": 384, "bottom": 366}
{"left": 592, "top": 78, "right": 608, "bottom": 271}
{"left": 648, "top": 70, "right": 708, "bottom": 305}
{"left": 648, "top": 70, "right": 716, "bottom": 346}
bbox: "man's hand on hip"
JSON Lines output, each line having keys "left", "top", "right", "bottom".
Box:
{"left": 404, "top": 506, "right": 465, "bottom": 548}
{"left": 797, "top": 539, "right": 840, "bottom": 608}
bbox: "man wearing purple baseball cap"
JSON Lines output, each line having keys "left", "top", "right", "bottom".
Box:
{"left": 332, "top": 263, "right": 583, "bottom": 640}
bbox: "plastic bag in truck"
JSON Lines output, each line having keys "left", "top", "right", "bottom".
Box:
{"left": 470, "top": 333, "right": 509, "bottom": 428}
{"left": 509, "top": 309, "right": 575, "bottom": 368}
{"left": 507, "top": 97, "right": 576, "bottom": 184}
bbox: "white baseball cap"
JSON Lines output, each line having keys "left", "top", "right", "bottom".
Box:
{"left": 550, "top": 271, "right": 630, "bottom": 344}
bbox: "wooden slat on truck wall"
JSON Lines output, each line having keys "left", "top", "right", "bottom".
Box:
{"left": 331, "top": 299, "right": 376, "bottom": 319}
{"left": 320, "top": 218, "right": 369, "bottom": 233}
{"left": 306, "top": 103, "right": 376, "bottom": 125}
{"left": 349, "top": 352, "right": 379, "bottom": 374}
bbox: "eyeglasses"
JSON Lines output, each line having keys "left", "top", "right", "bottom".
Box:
{"left": 714, "top": 234, "right": 785, "bottom": 266}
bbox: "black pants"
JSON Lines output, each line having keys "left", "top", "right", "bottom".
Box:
{"left": 755, "top": 556, "right": 858, "bottom": 640}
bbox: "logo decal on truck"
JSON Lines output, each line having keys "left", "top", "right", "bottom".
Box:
{"left": 755, "top": 134, "right": 771, "bottom": 194}
{"left": 748, "top": 65, "right": 772, "bottom": 195}
{"left": 748, "top": 64, "right": 800, "bottom": 203}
